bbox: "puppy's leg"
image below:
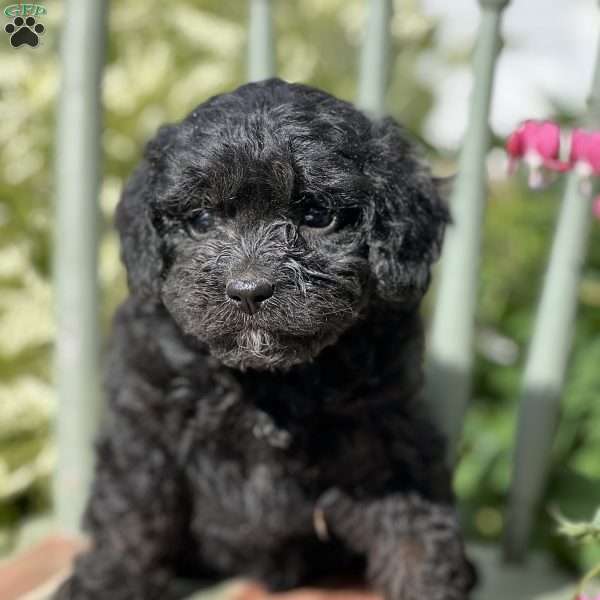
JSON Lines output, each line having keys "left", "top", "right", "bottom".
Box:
{"left": 318, "top": 490, "right": 474, "bottom": 600}
{"left": 54, "top": 422, "right": 186, "bottom": 600}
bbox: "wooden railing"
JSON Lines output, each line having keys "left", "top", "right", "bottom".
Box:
{"left": 424, "top": 0, "right": 509, "bottom": 459}
{"left": 54, "top": 0, "right": 107, "bottom": 535}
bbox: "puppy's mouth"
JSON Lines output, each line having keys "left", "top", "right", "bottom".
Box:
{"left": 207, "top": 325, "right": 339, "bottom": 371}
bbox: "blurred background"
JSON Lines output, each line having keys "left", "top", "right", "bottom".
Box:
{"left": 0, "top": 0, "right": 599, "bottom": 578}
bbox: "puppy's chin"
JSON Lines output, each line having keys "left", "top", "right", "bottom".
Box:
{"left": 207, "top": 328, "right": 341, "bottom": 372}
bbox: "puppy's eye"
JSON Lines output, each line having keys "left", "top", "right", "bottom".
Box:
{"left": 300, "top": 205, "right": 335, "bottom": 231}
{"left": 186, "top": 210, "right": 213, "bottom": 235}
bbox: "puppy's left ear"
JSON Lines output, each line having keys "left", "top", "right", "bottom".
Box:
{"left": 364, "top": 117, "right": 450, "bottom": 304}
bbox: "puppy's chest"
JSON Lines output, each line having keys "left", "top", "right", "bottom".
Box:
{"left": 180, "top": 399, "right": 388, "bottom": 555}
{"left": 169, "top": 377, "right": 394, "bottom": 560}
{"left": 175, "top": 378, "right": 392, "bottom": 495}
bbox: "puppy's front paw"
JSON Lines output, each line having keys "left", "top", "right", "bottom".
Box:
{"left": 369, "top": 526, "right": 475, "bottom": 600}
{"left": 367, "top": 497, "right": 475, "bottom": 600}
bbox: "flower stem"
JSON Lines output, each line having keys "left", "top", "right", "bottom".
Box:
{"left": 574, "top": 561, "right": 600, "bottom": 600}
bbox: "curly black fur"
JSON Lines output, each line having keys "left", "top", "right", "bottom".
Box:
{"left": 55, "top": 79, "right": 474, "bottom": 600}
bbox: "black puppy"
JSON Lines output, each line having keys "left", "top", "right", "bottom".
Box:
{"left": 56, "top": 79, "right": 474, "bottom": 600}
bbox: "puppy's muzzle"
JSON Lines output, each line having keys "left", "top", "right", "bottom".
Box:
{"left": 226, "top": 277, "right": 274, "bottom": 315}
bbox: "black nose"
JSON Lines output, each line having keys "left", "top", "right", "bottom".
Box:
{"left": 226, "top": 278, "right": 274, "bottom": 315}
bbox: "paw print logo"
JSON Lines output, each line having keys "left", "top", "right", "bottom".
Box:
{"left": 4, "top": 15, "right": 45, "bottom": 48}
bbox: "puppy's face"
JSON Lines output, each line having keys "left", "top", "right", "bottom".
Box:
{"left": 117, "top": 80, "right": 448, "bottom": 371}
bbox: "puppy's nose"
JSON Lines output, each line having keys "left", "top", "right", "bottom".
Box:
{"left": 226, "top": 278, "right": 274, "bottom": 315}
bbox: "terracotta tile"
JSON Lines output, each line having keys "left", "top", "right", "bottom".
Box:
{"left": 231, "top": 581, "right": 381, "bottom": 600}
{"left": 0, "top": 535, "right": 86, "bottom": 600}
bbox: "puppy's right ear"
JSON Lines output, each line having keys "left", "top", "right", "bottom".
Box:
{"left": 363, "top": 118, "right": 450, "bottom": 304}
{"left": 115, "top": 125, "right": 178, "bottom": 299}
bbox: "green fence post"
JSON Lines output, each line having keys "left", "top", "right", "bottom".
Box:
{"left": 54, "top": 0, "right": 107, "bottom": 534}
{"left": 357, "top": 0, "right": 393, "bottom": 117}
{"left": 503, "top": 32, "right": 600, "bottom": 563}
{"left": 424, "top": 0, "right": 510, "bottom": 459}
{"left": 248, "top": 0, "right": 275, "bottom": 81}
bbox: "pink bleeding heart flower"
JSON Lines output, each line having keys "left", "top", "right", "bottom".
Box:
{"left": 569, "top": 129, "right": 600, "bottom": 220}
{"left": 506, "top": 120, "right": 570, "bottom": 188}
{"left": 575, "top": 595, "right": 600, "bottom": 600}
{"left": 569, "top": 128, "right": 600, "bottom": 179}
{"left": 594, "top": 196, "right": 600, "bottom": 220}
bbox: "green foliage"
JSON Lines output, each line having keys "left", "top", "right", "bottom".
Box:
{"left": 555, "top": 508, "right": 600, "bottom": 545}
{"left": 0, "top": 0, "right": 599, "bottom": 576}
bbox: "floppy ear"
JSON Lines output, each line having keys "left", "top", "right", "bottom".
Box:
{"left": 364, "top": 117, "right": 450, "bottom": 304}
{"left": 115, "top": 125, "right": 178, "bottom": 299}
